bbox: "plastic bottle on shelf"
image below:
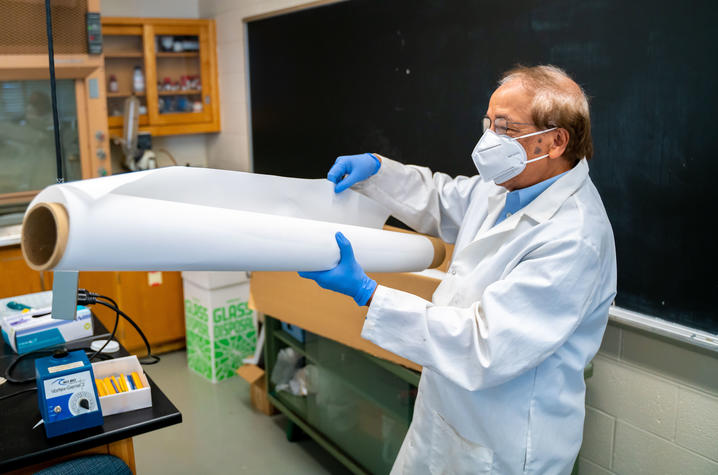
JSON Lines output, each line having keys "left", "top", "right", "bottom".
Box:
{"left": 133, "top": 67, "right": 145, "bottom": 93}
{"left": 108, "top": 75, "right": 119, "bottom": 93}
{"left": 161, "top": 36, "right": 173, "bottom": 52}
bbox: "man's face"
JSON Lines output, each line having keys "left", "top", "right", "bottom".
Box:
{"left": 483, "top": 80, "right": 556, "bottom": 190}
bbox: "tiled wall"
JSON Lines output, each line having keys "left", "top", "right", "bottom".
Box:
{"left": 579, "top": 323, "right": 718, "bottom": 474}
{"left": 198, "top": 2, "right": 718, "bottom": 473}
{"left": 198, "top": 0, "right": 338, "bottom": 171}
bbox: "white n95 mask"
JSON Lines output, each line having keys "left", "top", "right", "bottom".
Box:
{"left": 471, "top": 127, "right": 556, "bottom": 184}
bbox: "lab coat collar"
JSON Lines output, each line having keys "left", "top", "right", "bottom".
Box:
{"left": 470, "top": 159, "right": 589, "bottom": 246}
{"left": 475, "top": 192, "right": 523, "bottom": 242}
{"left": 522, "top": 158, "right": 589, "bottom": 224}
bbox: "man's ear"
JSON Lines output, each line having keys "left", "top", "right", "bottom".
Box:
{"left": 549, "top": 128, "right": 569, "bottom": 159}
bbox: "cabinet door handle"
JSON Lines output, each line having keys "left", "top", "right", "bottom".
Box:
{"left": 205, "top": 95, "right": 210, "bottom": 104}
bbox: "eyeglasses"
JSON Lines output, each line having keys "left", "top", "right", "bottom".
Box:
{"left": 482, "top": 116, "right": 536, "bottom": 136}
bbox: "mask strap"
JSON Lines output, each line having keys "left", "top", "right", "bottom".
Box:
{"left": 526, "top": 153, "right": 549, "bottom": 163}
{"left": 515, "top": 126, "right": 557, "bottom": 140}
{"left": 520, "top": 127, "right": 556, "bottom": 164}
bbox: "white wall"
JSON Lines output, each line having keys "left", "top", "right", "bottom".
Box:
{"left": 198, "top": 2, "right": 718, "bottom": 473}
{"left": 101, "top": 0, "right": 200, "bottom": 19}
{"left": 101, "top": 0, "right": 209, "bottom": 168}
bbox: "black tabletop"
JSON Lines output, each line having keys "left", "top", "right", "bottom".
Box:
{"left": 0, "top": 316, "right": 182, "bottom": 472}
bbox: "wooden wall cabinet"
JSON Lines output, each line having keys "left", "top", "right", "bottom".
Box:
{"left": 0, "top": 246, "right": 46, "bottom": 299}
{"left": 102, "top": 18, "right": 220, "bottom": 138}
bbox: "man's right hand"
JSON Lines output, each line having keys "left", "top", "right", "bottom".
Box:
{"left": 327, "top": 153, "right": 381, "bottom": 193}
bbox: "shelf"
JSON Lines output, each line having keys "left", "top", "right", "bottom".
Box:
{"left": 317, "top": 349, "right": 413, "bottom": 423}
{"left": 272, "top": 390, "right": 307, "bottom": 418}
{"left": 157, "top": 89, "right": 202, "bottom": 96}
{"left": 105, "top": 52, "right": 144, "bottom": 58}
{"left": 273, "top": 326, "right": 413, "bottom": 423}
{"left": 156, "top": 52, "right": 199, "bottom": 58}
{"left": 102, "top": 17, "right": 220, "bottom": 134}
{"left": 363, "top": 353, "right": 421, "bottom": 387}
{"left": 268, "top": 393, "right": 369, "bottom": 475}
{"left": 158, "top": 111, "right": 204, "bottom": 116}
{"left": 107, "top": 91, "right": 146, "bottom": 98}
{"left": 274, "top": 330, "right": 316, "bottom": 363}
{"left": 265, "top": 318, "right": 412, "bottom": 475}
{"left": 108, "top": 114, "right": 148, "bottom": 121}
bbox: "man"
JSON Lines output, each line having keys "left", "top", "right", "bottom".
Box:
{"left": 299, "top": 65, "right": 617, "bottom": 474}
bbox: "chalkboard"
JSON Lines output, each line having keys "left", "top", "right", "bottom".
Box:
{"left": 248, "top": 0, "right": 718, "bottom": 334}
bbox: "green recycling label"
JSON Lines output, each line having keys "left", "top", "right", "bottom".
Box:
{"left": 184, "top": 296, "right": 256, "bottom": 382}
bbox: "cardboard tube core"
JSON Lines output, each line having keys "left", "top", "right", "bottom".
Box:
{"left": 427, "top": 235, "right": 446, "bottom": 269}
{"left": 21, "top": 202, "right": 69, "bottom": 271}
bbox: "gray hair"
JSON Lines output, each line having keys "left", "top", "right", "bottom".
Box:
{"left": 500, "top": 65, "right": 592, "bottom": 164}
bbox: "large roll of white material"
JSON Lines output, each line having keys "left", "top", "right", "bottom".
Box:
{"left": 21, "top": 167, "right": 444, "bottom": 273}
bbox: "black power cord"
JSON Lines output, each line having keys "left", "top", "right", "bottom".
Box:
{"left": 95, "top": 300, "right": 160, "bottom": 365}
{"left": 0, "top": 387, "right": 39, "bottom": 402}
{"left": 86, "top": 294, "right": 121, "bottom": 362}
{"left": 1, "top": 347, "right": 116, "bottom": 401}
{"left": 3, "top": 289, "right": 160, "bottom": 389}
{"left": 3, "top": 333, "right": 113, "bottom": 384}
{"left": 77, "top": 289, "right": 161, "bottom": 365}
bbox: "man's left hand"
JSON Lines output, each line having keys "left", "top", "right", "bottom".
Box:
{"left": 298, "top": 232, "right": 377, "bottom": 306}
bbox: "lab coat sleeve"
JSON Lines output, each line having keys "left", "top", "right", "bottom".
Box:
{"left": 353, "top": 156, "right": 480, "bottom": 243}
{"left": 361, "top": 237, "right": 602, "bottom": 391}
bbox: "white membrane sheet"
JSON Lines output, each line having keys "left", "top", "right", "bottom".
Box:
{"left": 26, "top": 167, "right": 436, "bottom": 272}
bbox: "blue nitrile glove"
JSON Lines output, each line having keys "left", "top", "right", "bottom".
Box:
{"left": 298, "top": 232, "right": 378, "bottom": 306}
{"left": 327, "top": 153, "right": 381, "bottom": 193}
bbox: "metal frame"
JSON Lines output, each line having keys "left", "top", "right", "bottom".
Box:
{"left": 264, "top": 315, "right": 411, "bottom": 475}
{"left": 609, "top": 305, "right": 718, "bottom": 353}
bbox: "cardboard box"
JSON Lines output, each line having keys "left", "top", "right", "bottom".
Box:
{"left": 249, "top": 270, "right": 446, "bottom": 373}
{"left": 182, "top": 271, "right": 249, "bottom": 289}
{"left": 0, "top": 291, "right": 93, "bottom": 354}
{"left": 237, "top": 364, "right": 277, "bottom": 416}
{"left": 182, "top": 272, "right": 257, "bottom": 383}
{"left": 92, "top": 355, "right": 151, "bottom": 416}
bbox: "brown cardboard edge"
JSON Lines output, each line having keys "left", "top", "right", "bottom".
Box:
{"left": 236, "top": 364, "right": 265, "bottom": 384}
{"left": 21, "top": 202, "right": 69, "bottom": 271}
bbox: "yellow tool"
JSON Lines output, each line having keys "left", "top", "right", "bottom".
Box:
{"left": 94, "top": 379, "right": 106, "bottom": 397}
{"left": 118, "top": 374, "right": 128, "bottom": 392}
{"left": 104, "top": 376, "right": 117, "bottom": 394}
{"left": 110, "top": 376, "right": 123, "bottom": 393}
{"left": 131, "top": 372, "right": 143, "bottom": 389}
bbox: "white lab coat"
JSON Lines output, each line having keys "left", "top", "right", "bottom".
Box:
{"left": 355, "top": 156, "right": 617, "bottom": 474}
